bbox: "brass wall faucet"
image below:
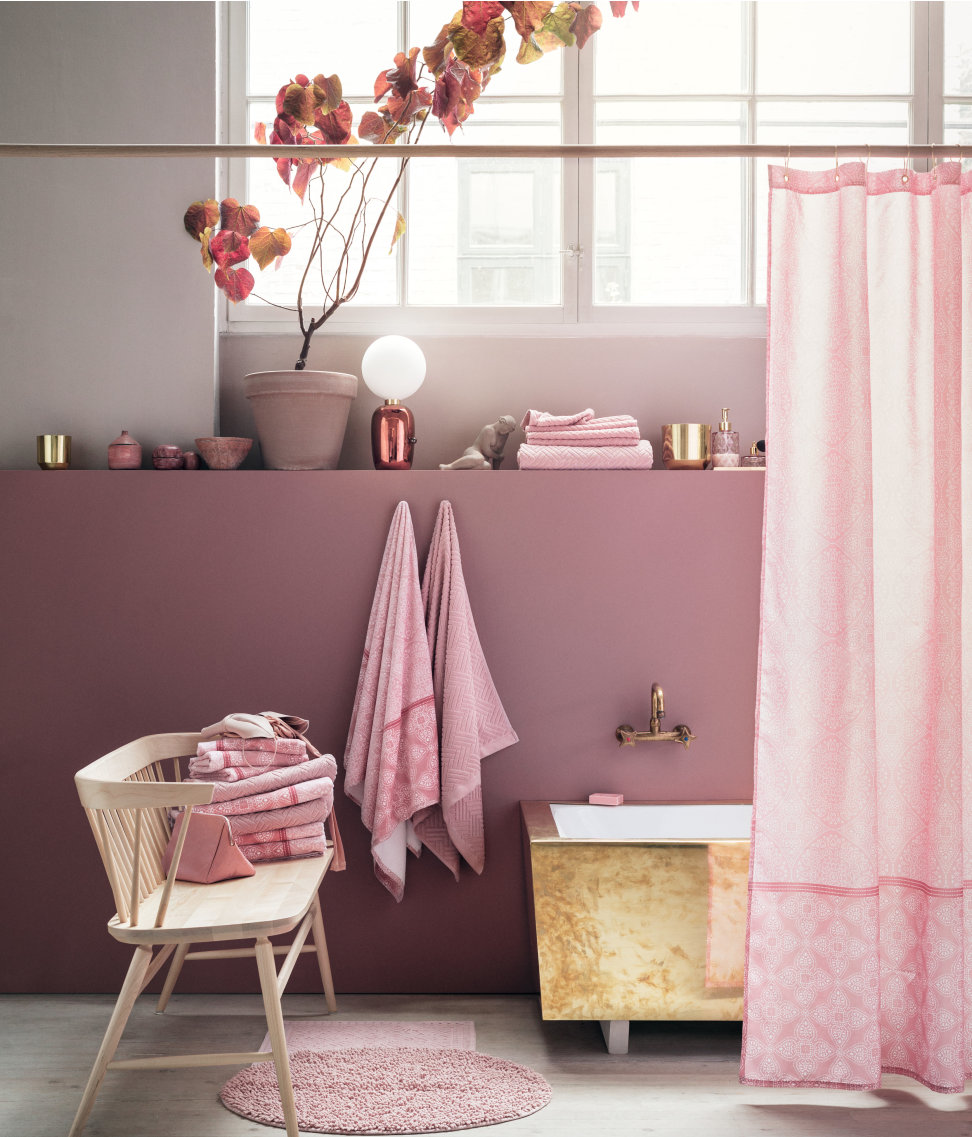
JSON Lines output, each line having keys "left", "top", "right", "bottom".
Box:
{"left": 616, "top": 682, "right": 696, "bottom": 749}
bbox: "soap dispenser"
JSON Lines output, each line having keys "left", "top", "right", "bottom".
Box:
{"left": 710, "top": 407, "right": 740, "bottom": 467}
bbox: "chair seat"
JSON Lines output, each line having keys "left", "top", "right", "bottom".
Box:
{"left": 108, "top": 850, "right": 333, "bottom": 945}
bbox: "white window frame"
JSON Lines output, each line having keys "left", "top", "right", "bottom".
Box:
{"left": 222, "top": 0, "right": 947, "bottom": 339}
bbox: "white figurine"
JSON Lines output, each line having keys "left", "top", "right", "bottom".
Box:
{"left": 439, "top": 415, "right": 517, "bottom": 470}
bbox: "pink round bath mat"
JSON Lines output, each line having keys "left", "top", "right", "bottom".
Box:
{"left": 219, "top": 1046, "right": 552, "bottom": 1134}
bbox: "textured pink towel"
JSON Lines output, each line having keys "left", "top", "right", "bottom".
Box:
{"left": 198, "top": 737, "right": 307, "bottom": 756}
{"left": 344, "top": 502, "right": 439, "bottom": 902}
{"left": 242, "top": 835, "right": 326, "bottom": 862}
{"left": 520, "top": 408, "right": 594, "bottom": 428}
{"left": 200, "top": 712, "right": 275, "bottom": 739}
{"left": 236, "top": 822, "right": 324, "bottom": 846}
{"left": 413, "top": 501, "right": 518, "bottom": 878}
{"left": 524, "top": 426, "right": 640, "bottom": 446}
{"left": 194, "top": 777, "right": 333, "bottom": 818}
{"left": 189, "top": 745, "right": 308, "bottom": 775}
{"left": 517, "top": 440, "right": 654, "bottom": 469}
{"left": 187, "top": 756, "right": 336, "bottom": 801}
{"left": 226, "top": 796, "right": 328, "bottom": 836}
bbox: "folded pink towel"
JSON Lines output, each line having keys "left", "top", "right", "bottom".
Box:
{"left": 194, "top": 776, "right": 333, "bottom": 818}
{"left": 241, "top": 835, "right": 326, "bottom": 863}
{"left": 226, "top": 796, "right": 329, "bottom": 836}
{"left": 344, "top": 502, "right": 439, "bottom": 902}
{"left": 236, "top": 822, "right": 324, "bottom": 846}
{"left": 189, "top": 744, "right": 308, "bottom": 775}
{"left": 413, "top": 501, "right": 518, "bottom": 879}
{"left": 200, "top": 712, "right": 275, "bottom": 739}
{"left": 198, "top": 737, "right": 307, "bottom": 756}
{"left": 520, "top": 408, "right": 594, "bottom": 429}
{"left": 524, "top": 426, "right": 640, "bottom": 446}
{"left": 187, "top": 756, "right": 336, "bottom": 801}
{"left": 517, "top": 440, "right": 655, "bottom": 469}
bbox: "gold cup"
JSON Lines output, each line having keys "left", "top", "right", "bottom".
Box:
{"left": 662, "top": 424, "right": 710, "bottom": 470}
{"left": 37, "top": 434, "right": 72, "bottom": 469}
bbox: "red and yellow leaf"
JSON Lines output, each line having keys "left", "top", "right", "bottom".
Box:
{"left": 312, "top": 73, "right": 342, "bottom": 113}
{"left": 432, "top": 60, "right": 483, "bottom": 135}
{"left": 219, "top": 197, "right": 261, "bottom": 236}
{"left": 568, "top": 2, "right": 602, "bottom": 47}
{"left": 254, "top": 121, "right": 267, "bottom": 144}
{"left": 389, "top": 211, "right": 406, "bottom": 253}
{"left": 281, "top": 81, "right": 317, "bottom": 125}
{"left": 183, "top": 198, "right": 219, "bottom": 240}
{"left": 200, "top": 227, "right": 214, "bottom": 271}
{"left": 359, "top": 109, "right": 400, "bottom": 145}
{"left": 462, "top": 1, "right": 505, "bottom": 34}
{"left": 504, "top": 1, "right": 552, "bottom": 39}
{"left": 609, "top": 0, "right": 638, "bottom": 13}
{"left": 215, "top": 265, "right": 255, "bottom": 303}
{"left": 533, "top": 2, "right": 576, "bottom": 50}
{"left": 209, "top": 228, "right": 250, "bottom": 269}
{"left": 451, "top": 14, "right": 506, "bottom": 69}
{"left": 291, "top": 159, "right": 317, "bottom": 202}
{"left": 249, "top": 226, "right": 292, "bottom": 270}
{"left": 423, "top": 22, "right": 455, "bottom": 75}
{"left": 314, "top": 100, "right": 353, "bottom": 145}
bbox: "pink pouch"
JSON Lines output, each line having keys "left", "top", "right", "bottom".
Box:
{"left": 162, "top": 811, "right": 256, "bottom": 883}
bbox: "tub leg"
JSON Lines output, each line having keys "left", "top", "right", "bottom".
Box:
{"left": 599, "top": 1019, "right": 629, "bottom": 1055}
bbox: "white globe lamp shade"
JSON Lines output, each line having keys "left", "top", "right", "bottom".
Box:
{"left": 361, "top": 335, "right": 426, "bottom": 401}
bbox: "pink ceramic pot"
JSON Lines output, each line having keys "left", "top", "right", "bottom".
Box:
{"left": 108, "top": 430, "right": 142, "bottom": 470}
{"left": 243, "top": 371, "right": 357, "bottom": 470}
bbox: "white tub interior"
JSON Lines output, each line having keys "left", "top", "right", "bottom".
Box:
{"left": 550, "top": 802, "right": 752, "bottom": 841}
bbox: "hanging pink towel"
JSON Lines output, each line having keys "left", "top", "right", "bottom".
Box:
{"left": 344, "top": 502, "right": 440, "bottom": 902}
{"left": 412, "top": 501, "right": 518, "bottom": 878}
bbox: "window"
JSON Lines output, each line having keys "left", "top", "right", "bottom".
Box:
{"left": 226, "top": 1, "right": 971, "bottom": 332}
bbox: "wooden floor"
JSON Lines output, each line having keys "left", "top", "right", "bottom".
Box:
{"left": 2, "top": 993, "right": 971, "bottom": 1137}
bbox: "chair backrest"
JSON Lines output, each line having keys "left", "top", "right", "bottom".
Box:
{"left": 76, "top": 734, "right": 213, "bottom": 926}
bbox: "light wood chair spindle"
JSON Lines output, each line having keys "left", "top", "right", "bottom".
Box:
{"left": 71, "top": 732, "right": 338, "bottom": 1137}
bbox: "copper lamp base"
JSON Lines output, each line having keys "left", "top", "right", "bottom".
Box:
{"left": 371, "top": 402, "right": 416, "bottom": 470}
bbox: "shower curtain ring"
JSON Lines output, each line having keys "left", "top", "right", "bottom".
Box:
{"left": 865, "top": 144, "right": 871, "bottom": 176}
{"left": 903, "top": 144, "right": 910, "bottom": 184}
{"left": 931, "top": 142, "right": 937, "bottom": 180}
{"left": 784, "top": 144, "right": 790, "bottom": 183}
{"left": 834, "top": 145, "right": 840, "bottom": 183}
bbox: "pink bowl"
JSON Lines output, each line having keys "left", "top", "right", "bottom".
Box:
{"left": 195, "top": 436, "right": 252, "bottom": 470}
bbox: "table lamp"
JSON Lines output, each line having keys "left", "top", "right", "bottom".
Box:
{"left": 361, "top": 335, "right": 426, "bottom": 470}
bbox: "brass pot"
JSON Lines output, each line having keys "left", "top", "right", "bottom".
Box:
{"left": 662, "top": 424, "right": 710, "bottom": 470}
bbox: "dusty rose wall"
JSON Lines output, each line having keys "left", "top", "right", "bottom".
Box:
{"left": 0, "top": 469, "right": 762, "bottom": 994}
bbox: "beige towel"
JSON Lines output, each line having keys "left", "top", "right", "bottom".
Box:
{"left": 705, "top": 841, "right": 750, "bottom": 988}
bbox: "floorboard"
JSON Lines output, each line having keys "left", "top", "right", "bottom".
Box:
{"left": 1, "top": 994, "right": 970, "bottom": 1137}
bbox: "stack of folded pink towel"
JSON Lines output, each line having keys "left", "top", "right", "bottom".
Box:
{"left": 516, "top": 408, "right": 654, "bottom": 469}
{"left": 186, "top": 737, "right": 336, "bottom": 863}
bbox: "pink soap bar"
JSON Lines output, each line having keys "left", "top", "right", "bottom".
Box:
{"left": 588, "top": 792, "right": 624, "bottom": 806}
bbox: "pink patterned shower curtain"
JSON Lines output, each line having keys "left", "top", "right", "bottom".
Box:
{"left": 742, "top": 160, "right": 972, "bottom": 1093}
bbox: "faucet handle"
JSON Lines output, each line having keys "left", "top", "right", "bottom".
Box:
{"left": 616, "top": 725, "right": 636, "bottom": 747}
{"left": 675, "top": 725, "right": 696, "bottom": 749}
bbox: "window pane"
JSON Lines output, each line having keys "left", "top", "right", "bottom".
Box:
{"left": 757, "top": 2, "right": 911, "bottom": 95}
{"left": 944, "top": 113, "right": 972, "bottom": 169}
{"left": 753, "top": 102, "right": 910, "bottom": 303}
{"left": 406, "top": 0, "right": 563, "bottom": 97}
{"left": 595, "top": 3, "right": 746, "bottom": 96}
{"left": 945, "top": 3, "right": 972, "bottom": 96}
{"left": 244, "top": 103, "right": 399, "bottom": 309}
{"left": 407, "top": 105, "right": 561, "bottom": 306}
{"left": 595, "top": 104, "right": 747, "bottom": 305}
{"left": 248, "top": 0, "right": 398, "bottom": 98}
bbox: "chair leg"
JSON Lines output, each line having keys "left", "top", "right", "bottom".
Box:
{"left": 310, "top": 894, "right": 337, "bottom": 1013}
{"left": 155, "top": 941, "right": 190, "bottom": 1013}
{"left": 69, "top": 944, "right": 152, "bottom": 1137}
{"left": 255, "top": 937, "right": 299, "bottom": 1137}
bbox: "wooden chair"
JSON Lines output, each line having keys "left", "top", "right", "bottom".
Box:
{"left": 71, "top": 732, "right": 337, "bottom": 1137}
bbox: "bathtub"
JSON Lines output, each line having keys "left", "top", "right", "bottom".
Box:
{"left": 521, "top": 801, "right": 751, "bottom": 1054}
{"left": 550, "top": 802, "right": 752, "bottom": 841}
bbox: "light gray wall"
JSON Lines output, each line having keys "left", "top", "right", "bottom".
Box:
{"left": 219, "top": 331, "right": 767, "bottom": 471}
{"left": 0, "top": 2, "right": 218, "bottom": 469}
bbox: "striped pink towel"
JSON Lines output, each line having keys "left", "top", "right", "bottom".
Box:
{"left": 236, "top": 822, "right": 324, "bottom": 847}
{"left": 194, "top": 777, "right": 333, "bottom": 818}
{"left": 189, "top": 744, "right": 308, "bottom": 776}
{"left": 520, "top": 408, "right": 594, "bottom": 429}
{"left": 187, "top": 756, "right": 336, "bottom": 801}
{"left": 517, "top": 440, "right": 654, "bottom": 470}
{"left": 242, "top": 834, "right": 326, "bottom": 862}
{"left": 226, "top": 796, "right": 329, "bottom": 836}
{"left": 198, "top": 737, "right": 306, "bottom": 756}
{"left": 524, "top": 425, "right": 641, "bottom": 446}
{"left": 413, "top": 501, "right": 518, "bottom": 879}
{"left": 344, "top": 501, "right": 439, "bottom": 902}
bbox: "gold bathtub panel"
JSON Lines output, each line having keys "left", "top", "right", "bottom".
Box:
{"left": 530, "top": 842, "right": 744, "bottom": 1021}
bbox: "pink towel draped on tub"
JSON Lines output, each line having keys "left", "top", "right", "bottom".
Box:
{"left": 517, "top": 440, "right": 654, "bottom": 470}
{"left": 412, "top": 501, "right": 518, "bottom": 878}
{"left": 344, "top": 501, "right": 440, "bottom": 902}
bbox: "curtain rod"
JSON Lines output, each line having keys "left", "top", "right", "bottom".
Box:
{"left": 1, "top": 143, "right": 969, "bottom": 160}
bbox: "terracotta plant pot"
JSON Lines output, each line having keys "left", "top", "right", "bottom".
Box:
{"left": 243, "top": 370, "right": 358, "bottom": 470}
